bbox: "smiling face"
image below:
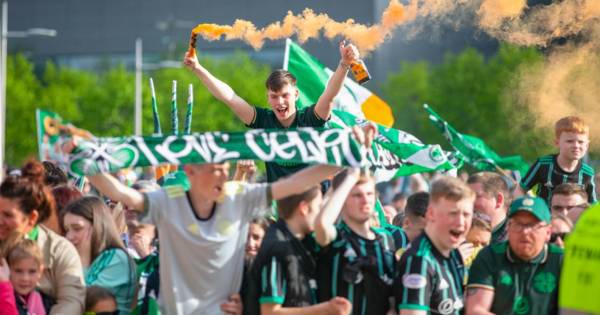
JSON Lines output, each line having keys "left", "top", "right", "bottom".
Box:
{"left": 426, "top": 197, "right": 474, "bottom": 254}
{"left": 0, "top": 197, "right": 37, "bottom": 241}
{"left": 555, "top": 131, "right": 589, "bottom": 162}
{"left": 9, "top": 257, "right": 43, "bottom": 296}
{"left": 245, "top": 223, "right": 266, "bottom": 260}
{"left": 267, "top": 84, "right": 298, "bottom": 124}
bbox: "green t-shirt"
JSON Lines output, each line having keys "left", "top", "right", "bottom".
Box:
{"left": 246, "top": 104, "right": 328, "bottom": 183}
{"left": 467, "top": 242, "right": 563, "bottom": 315}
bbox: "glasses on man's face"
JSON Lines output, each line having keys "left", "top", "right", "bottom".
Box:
{"left": 551, "top": 204, "right": 588, "bottom": 213}
{"left": 552, "top": 203, "right": 588, "bottom": 212}
{"left": 550, "top": 232, "right": 569, "bottom": 243}
{"left": 510, "top": 221, "right": 548, "bottom": 233}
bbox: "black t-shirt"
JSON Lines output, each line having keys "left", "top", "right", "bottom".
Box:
{"left": 395, "top": 232, "right": 466, "bottom": 314}
{"left": 316, "top": 222, "right": 397, "bottom": 315}
{"left": 521, "top": 154, "right": 597, "bottom": 204}
{"left": 244, "top": 220, "right": 318, "bottom": 314}
{"left": 246, "top": 104, "right": 328, "bottom": 183}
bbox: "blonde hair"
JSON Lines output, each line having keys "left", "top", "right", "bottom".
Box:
{"left": 7, "top": 239, "right": 43, "bottom": 268}
{"left": 430, "top": 176, "right": 475, "bottom": 203}
{"left": 555, "top": 116, "right": 589, "bottom": 139}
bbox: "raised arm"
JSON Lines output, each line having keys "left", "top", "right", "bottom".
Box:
{"left": 87, "top": 173, "right": 145, "bottom": 212}
{"left": 270, "top": 164, "right": 340, "bottom": 201}
{"left": 314, "top": 41, "right": 358, "bottom": 120}
{"left": 183, "top": 52, "right": 255, "bottom": 124}
{"left": 314, "top": 168, "right": 360, "bottom": 247}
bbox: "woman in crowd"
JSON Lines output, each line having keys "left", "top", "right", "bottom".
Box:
{"left": 0, "top": 160, "right": 85, "bottom": 314}
{"left": 61, "top": 196, "right": 136, "bottom": 314}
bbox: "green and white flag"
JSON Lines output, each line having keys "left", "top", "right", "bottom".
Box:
{"left": 36, "top": 109, "right": 93, "bottom": 164}
{"left": 328, "top": 110, "right": 460, "bottom": 182}
{"left": 68, "top": 128, "right": 366, "bottom": 177}
{"left": 424, "top": 104, "right": 529, "bottom": 175}
{"left": 283, "top": 39, "right": 458, "bottom": 182}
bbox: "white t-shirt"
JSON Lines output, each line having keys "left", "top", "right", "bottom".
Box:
{"left": 144, "top": 181, "right": 270, "bottom": 315}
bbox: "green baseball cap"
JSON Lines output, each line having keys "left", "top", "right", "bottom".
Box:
{"left": 508, "top": 196, "right": 551, "bottom": 224}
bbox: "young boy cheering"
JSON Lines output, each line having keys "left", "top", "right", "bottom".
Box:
{"left": 521, "top": 116, "right": 596, "bottom": 204}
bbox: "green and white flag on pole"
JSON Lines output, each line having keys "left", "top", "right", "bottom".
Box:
{"left": 424, "top": 104, "right": 529, "bottom": 175}
{"left": 283, "top": 39, "right": 459, "bottom": 182}
{"left": 68, "top": 128, "right": 366, "bottom": 177}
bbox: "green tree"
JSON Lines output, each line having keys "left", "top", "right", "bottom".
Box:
{"left": 382, "top": 43, "right": 550, "bottom": 163}
{"left": 4, "top": 52, "right": 272, "bottom": 166}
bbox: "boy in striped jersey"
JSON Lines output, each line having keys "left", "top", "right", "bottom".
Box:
{"left": 395, "top": 177, "right": 475, "bottom": 315}
{"left": 314, "top": 168, "right": 398, "bottom": 315}
{"left": 521, "top": 116, "right": 596, "bottom": 205}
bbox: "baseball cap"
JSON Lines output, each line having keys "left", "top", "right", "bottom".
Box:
{"left": 508, "top": 196, "right": 551, "bottom": 224}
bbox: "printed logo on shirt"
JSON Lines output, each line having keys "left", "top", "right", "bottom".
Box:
{"left": 437, "top": 298, "right": 455, "bottom": 315}
{"left": 187, "top": 223, "right": 200, "bottom": 235}
{"left": 344, "top": 246, "right": 357, "bottom": 259}
{"left": 217, "top": 219, "right": 234, "bottom": 236}
{"left": 500, "top": 273, "right": 513, "bottom": 286}
{"left": 513, "top": 296, "right": 530, "bottom": 315}
{"left": 439, "top": 278, "right": 449, "bottom": 290}
{"left": 403, "top": 274, "right": 427, "bottom": 289}
{"left": 533, "top": 272, "right": 557, "bottom": 293}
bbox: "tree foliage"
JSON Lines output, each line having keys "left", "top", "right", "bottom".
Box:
{"left": 5, "top": 52, "right": 271, "bottom": 166}
{"left": 381, "top": 43, "right": 552, "bottom": 163}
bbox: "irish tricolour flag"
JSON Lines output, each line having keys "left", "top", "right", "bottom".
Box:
{"left": 283, "top": 39, "right": 459, "bottom": 182}
{"left": 284, "top": 39, "right": 394, "bottom": 127}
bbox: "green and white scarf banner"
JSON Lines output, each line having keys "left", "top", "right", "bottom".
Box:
{"left": 328, "top": 109, "right": 461, "bottom": 183}
{"left": 68, "top": 128, "right": 367, "bottom": 177}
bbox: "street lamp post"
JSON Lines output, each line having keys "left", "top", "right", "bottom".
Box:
{"left": 0, "top": 0, "right": 57, "bottom": 181}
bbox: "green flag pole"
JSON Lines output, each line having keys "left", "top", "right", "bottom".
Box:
{"left": 184, "top": 84, "right": 193, "bottom": 135}
{"left": 149, "top": 78, "right": 162, "bottom": 135}
{"left": 171, "top": 80, "right": 178, "bottom": 135}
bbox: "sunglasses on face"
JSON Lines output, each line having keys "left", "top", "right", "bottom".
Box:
{"left": 550, "top": 232, "right": 569, "bottom": 243}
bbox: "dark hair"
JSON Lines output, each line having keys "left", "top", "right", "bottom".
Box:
{"left": 277, "top": 185, "right": 321, "bottom": 219}
{"left": 52, "top": 184, "right": 83, "bottom": 216}
{"left": 0, "top": 160, "right": 56, "bottom": 223}
{"left": 392, "top": 192, "right": 407, "bottom": 203}
{"left": 61, "top": 196, "right": 125, "bottom": 262}
{"left": 265, "top": 69, "right": 297, "bottom": 91}
{"left": 405, "top": 192, "right": 429, "bottom": 218}
{"left": 250, "top": 217, "right": 270, "bottom": 231}
{"left": 42, "top": 161, "right": 68, "bottom": 187}
{"left": 552, "top": 183, "right": 588, "bottom": 201}
{"left": 392, "top": 212, "right": 405, "bottom": 227}
{"left": 85, "top": 286, "right": 117, "bottom": 312}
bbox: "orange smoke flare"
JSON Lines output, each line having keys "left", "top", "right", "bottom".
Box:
{"left": 188, "top": 0, "right": 410, "bottom": 54}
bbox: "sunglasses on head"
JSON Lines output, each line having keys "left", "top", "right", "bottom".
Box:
{"left": 550, "top": 232, "right": 569, "bottom": 243}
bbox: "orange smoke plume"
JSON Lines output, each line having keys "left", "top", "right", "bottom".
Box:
{"left": 188, "top": 0, "right": 410, "bottom": 54}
